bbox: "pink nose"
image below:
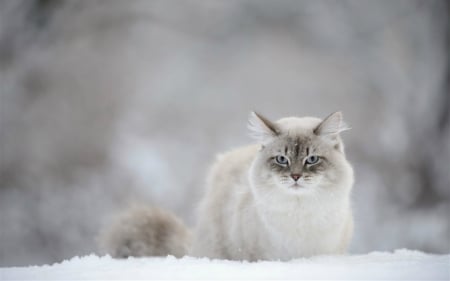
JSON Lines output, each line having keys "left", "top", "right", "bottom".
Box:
{"left": 291, "top": 174, "right": 301, "bottom": 181}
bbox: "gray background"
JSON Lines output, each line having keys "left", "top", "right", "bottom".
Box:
{"left": 0, "top": 0, "right": 449, "bottom": 266}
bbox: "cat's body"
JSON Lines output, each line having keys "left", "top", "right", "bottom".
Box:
{"left": 100, "top": 112, "right": 354, "bottom": 261}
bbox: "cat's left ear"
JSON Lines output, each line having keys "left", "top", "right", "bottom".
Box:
{"left": 314, "top": 111, "right": 350, "bottom": 138}
{"left": 248, "top": 111, "right": 279, "bottom": 143}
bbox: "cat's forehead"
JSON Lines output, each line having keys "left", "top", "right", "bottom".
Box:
{"left": 261, "top": 116, "right": 333, "bottom": 153}
{"left": 273, "top": 116, "right": 322, "bottom": 149}
{"left": 269, "top": 135, "right": 314, "bottom": 151}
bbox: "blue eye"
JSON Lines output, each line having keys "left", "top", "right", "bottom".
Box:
{"left": 305, "top": 155, "right": 319, "bottom": 165}
{"left": 275, "top": 155, "right": 289, "bottom": 165}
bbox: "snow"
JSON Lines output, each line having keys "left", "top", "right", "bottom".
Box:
{"left": 1, "top": 1, "right": 449, "bottom": 267}
{"left": 1, "top": 250, "right": 448, "bottom": 280}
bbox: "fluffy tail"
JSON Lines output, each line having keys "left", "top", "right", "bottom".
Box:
{"left": 99, "top": 205, "right": 191, "bottom": 258}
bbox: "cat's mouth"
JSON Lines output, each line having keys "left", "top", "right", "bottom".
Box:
{"left": 289, "top": 183, "right": 304, "bottom": 189}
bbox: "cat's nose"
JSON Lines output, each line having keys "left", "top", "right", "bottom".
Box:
{"left": 291, "top": 174, "right": 301, "bottom": 181}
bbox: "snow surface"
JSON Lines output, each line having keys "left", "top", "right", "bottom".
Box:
{"left": 1, "top": 249, "right": 448, "bottom": 280}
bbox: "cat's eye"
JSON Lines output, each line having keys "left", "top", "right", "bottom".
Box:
{"left": 275, "top": 155, "right": 289, "bottom": 165}
{"left": 305, "top": 155, "right": 319, "bottom": 165}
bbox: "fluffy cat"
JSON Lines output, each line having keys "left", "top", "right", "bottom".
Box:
{"left": 100, "top": 111, "right": 354, "bottom": 261}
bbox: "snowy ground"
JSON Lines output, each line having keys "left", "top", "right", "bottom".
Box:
{"left": 1, "top": 249, "right": 448, "bottom": 280}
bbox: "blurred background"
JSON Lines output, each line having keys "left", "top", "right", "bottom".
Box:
{"left": 0, "top": 0, "right": 449, "bottom": 266}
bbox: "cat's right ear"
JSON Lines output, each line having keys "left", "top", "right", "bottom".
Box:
{"left": 248, "top": 111, "right": 279, "bottom": 143}
{"left": 314, "top": 111, "right": 350, "bottom": 137}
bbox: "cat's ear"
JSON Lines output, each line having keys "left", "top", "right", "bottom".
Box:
{"left": 314, "top": 111, "right": 350, "bottom": 137}
{"left": 248, "top": 111, "right": 279, "bottom": 143}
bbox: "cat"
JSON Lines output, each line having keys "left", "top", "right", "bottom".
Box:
{"left": 100, "top": 111, "right": 354, "bottom": 261}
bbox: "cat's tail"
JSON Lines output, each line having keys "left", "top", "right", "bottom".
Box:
{"left": 98, "top": 205, "right": 191, "bottom": 258}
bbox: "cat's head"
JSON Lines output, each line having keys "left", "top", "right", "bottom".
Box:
{"left": 248, "top": 111, "right": 354, "bottom": 198}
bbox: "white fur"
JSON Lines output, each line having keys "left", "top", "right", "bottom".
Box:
{"left": 314, "top": 111, "right": 351, "bottom": 136}
{"left": 248, "top": 111, "right": 278, "bottom": 144}
{"left": 190, "top": 114, "right": 354, "bottom": 261}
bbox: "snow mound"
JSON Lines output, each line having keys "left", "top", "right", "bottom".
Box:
{"left": 1, "top": 249, "right": 448, "bottom": 280}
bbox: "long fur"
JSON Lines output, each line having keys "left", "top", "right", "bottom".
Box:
{"left": 100, "top": 112, "right": 354, "bottom": 261}
{"left": 99, "top": 206, "right": 191, "bottom": 258}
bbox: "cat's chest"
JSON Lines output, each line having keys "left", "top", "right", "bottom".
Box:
{"left": 253, "top": 207, "right": 345, "bottom": 260}
{"left": 264, "top": 204, "right": 343, "bottom": 234}
{"left": 256, "top": 199, "right": 348, "bottom": 257}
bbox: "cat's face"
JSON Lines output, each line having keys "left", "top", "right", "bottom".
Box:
{"left": 249, "top": 112, "right": 353, "bottom": 196}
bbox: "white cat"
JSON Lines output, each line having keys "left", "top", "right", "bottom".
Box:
{"left": 100, "top": 111, "right": 354, "bottom": 261}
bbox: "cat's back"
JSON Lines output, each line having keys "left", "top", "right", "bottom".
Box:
{"left": 198, "top": 143, "right": 259, "bottom": 217}
{"left": 192, "top": 144, "right": 259, "bottom": 258}
{"left": 207, "top": 144, "right": 259, "bottom": 186}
